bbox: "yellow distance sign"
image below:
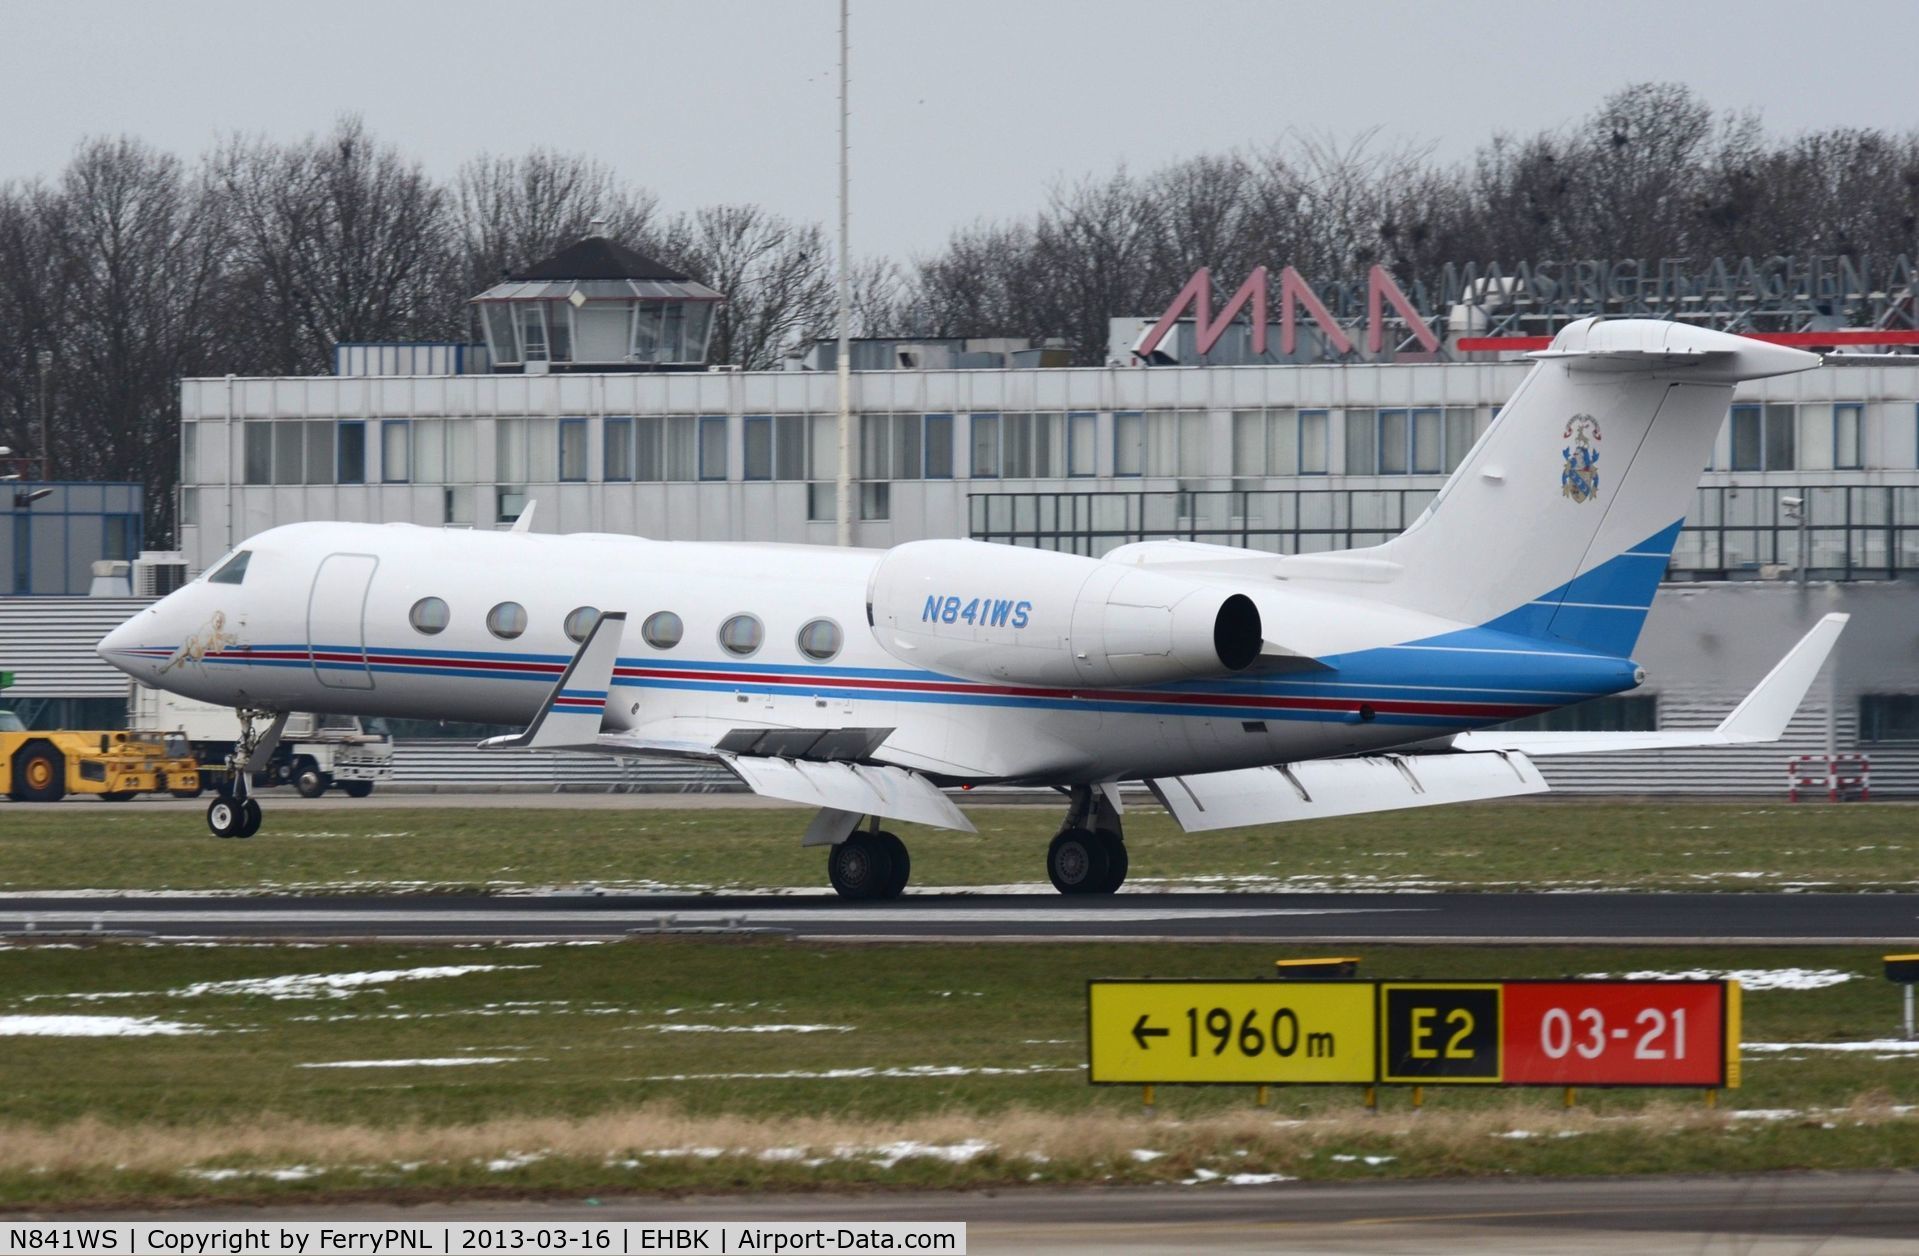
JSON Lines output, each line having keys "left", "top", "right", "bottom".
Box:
{"left": 1087, "top": 980, "right": 1375, "bottom": 1085}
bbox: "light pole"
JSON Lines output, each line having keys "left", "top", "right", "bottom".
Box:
{"left": 35, "top": 348, "right": 53, "bottom": 483}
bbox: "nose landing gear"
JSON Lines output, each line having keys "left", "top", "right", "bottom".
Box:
{"left": 205, "top": 709, "right": 282, "bottom": 840}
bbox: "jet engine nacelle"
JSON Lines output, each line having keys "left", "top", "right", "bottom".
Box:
{"left": 867, "top": 540, "right": 1263, "bottom": 688}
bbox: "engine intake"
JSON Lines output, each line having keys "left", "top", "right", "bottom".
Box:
{"left": 867, "top": 540, "right": 1264, "bottom": 688}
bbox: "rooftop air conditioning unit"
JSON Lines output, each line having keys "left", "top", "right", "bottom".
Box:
{"left": 133, "top": 550, "right": 189, "bottom": 598}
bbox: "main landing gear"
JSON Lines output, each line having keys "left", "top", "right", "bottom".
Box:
{"left": 828, "top": 826, "right": 911, "bottom": 901}
{"left": 1046, "top": 785, "right": 1127, "bottom": 896}
{"left": 206, "top": 709, "right": 276, "bottom": 839}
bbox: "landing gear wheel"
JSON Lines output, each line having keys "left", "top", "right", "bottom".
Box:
{"left": 1096, "top": 832, "right": 1128, "bottom": 893}
{"left": 828, "top": 832, "right": 901, "bottom": 901}
{"left": 237, "top": 798, "right": 263, "bottom": 838}
{"left": 207, "top": 795, "right": 245, "bottom": 838}
{"left": 339, "top": 780, "right": 374, "bottom": 798}
{"left": 875, "top": 831, "right": 911, "bottom": 897}
{"left": 293, "top": 759, "right": 329, "bottom": 799}
{"left": 1047, "top": 827, "right": 1112, "bottom": 896}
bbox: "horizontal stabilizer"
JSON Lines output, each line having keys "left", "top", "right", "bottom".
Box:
{"left": 1455, "top": 613, "right": 1847, "bottom": 757}
{"left": 1147, "top": 750, "right": 1547, "bottom": 833}
{"left": 480, "top": 611, "right": 625, "bottom": 750}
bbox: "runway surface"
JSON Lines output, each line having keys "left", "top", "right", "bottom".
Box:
{"left": 4, "top": 889, "right": 1916, "bottom": 943}
{"left": 53, "top": 1174, "right": 1919, "bottom": 1253}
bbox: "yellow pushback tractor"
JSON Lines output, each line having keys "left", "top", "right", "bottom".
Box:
{"left": 0, "top": 670, "right": 202, "bottom": 802}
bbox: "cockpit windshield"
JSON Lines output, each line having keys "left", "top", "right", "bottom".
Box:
{"left": 207, "top": 550, "right": 252, "bottom": 586}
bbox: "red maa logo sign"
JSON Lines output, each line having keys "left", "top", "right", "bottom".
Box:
{"left": 1137, "top": 265, "right": 1440, "bottom": 360}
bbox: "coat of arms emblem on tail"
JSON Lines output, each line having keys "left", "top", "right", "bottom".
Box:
{"left": 1561, "top": 414, "right": 1601, "bottom": 503}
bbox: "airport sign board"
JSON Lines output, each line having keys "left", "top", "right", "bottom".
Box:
{"left": 1087, "top": 980, "right": 1375, "bottom": 1085}
{"left": 1091, "top": 979, "right": 1740, "bottom": 1090}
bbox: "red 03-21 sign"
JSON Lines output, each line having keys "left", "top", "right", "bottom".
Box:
{"left": 1502, "top": 982, "right": 1730, "bottom": 1087}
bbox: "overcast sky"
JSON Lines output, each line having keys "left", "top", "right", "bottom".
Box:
{"left": 5, "top": 0, "right": 1918, "bottom": 262}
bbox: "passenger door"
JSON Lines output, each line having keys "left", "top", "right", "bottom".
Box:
{"left": 308, "top": 553, "right": 378, "bottom": 690}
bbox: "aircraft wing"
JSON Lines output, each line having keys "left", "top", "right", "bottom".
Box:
{"left": 1454, "top": 613, "right": 1847, "bottom": 757}
{"left": 480, "top": 617, "right": 974, "bottom": 834}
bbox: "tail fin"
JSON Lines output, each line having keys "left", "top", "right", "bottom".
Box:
{"left": 1367, "top": 319, "right": 1818, "bottom": 655}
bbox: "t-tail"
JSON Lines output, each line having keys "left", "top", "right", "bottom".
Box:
{"left": 1359, "top": 319, "right": 1821, "bottom": 656}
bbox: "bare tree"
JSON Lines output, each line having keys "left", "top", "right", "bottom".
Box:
{"left": 216, "top": 117, "right": 459, "bottom": 375}
{"left": 456, "top": 149, "right": 658, "bottom": 289}
{"left": 653, "top": 204, "right": 832, "bottom": 369}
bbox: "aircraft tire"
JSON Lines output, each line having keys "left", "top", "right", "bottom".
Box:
{"left": 875, "top": 831, "right": 910, "bottom": 897}
{"left": 237, "top": 798, "right": 263, "bottom": 838}
{"left": 207, "top": 796, "right": 245, "bottom": 838}
{"left": 1047, "top": 828, "right": 1111, "bottom": 896}
{"left": 1096, "top": 832, "right": 1128, "bottom": 893}
{"left": 828, "top": 833, "right": 897, "bottom": 901}
{"left": 292, "top": 759, "right": 329, "bottom": 799}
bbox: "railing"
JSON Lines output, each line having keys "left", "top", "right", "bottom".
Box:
{"left": 968, "top": 485, "right": 1919, "bottom": 580}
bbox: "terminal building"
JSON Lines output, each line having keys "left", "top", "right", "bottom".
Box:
{"left": 95, "top": 235, "right": 1919, "bottom": 794}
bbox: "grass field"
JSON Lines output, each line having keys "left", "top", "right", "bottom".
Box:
{"left": 0, "top": 937, "right": 1915, "bottom": 1208}
{"left": 1, "top": 799, "right": 1916, "bottom": 894}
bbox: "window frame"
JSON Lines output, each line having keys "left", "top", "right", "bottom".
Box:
{"left": 557, "top": 417, "right": 588, "bottom": 483}
{"left": 603, "top": 416, "right": 635, "bottom": 482}
{"left": 697, "top": 415, "right": 728, "bottom": 481}
{"left": 1834, "top": 403, "right": 1863, "bottom": 471}
{"left": 337, "top": 420, "right": 366, "bottom": 485}
{"left": 381, "top": 419, "right": 411, "bottom": 484}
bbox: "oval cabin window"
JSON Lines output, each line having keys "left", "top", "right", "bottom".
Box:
{"left": 563, "top": 606, "right": 601, "bottom": 643}
{"left": 409, "top": 597, "right": 450, "bottom": 635}
{"left": 641, "top": 611, "right": 683, "bottom": 650}
{"left": 797, "top": 618, "right": 843, "bottom": 661}
{"left": 486, "top": 602, "right": 528, "bottom": 640}
{"left": 718, "top": 614, "right": 764, "bottom": 657}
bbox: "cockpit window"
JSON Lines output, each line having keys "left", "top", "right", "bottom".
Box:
{"left": 207, "top": 550, "right": 251, "bottom": 585}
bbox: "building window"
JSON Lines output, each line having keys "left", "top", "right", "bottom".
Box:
{"left": 744, "top": 416, "right": 774, "bottom": 480}
{"left": 1114, "top": 411, "right": 1142, "bottom": 476}
{"left": 1498, "top": 695, "right": 1657, "bottom": 733}
{"left": 179, "top": 486, "right": 198, "bottom": 526}
{"left": 563, "top": 606, "right": 600, "bottom": 643}
{"left": 1067, "top": 411, "right": 1097, "bottom": 476}
{"left": 860, "top": 481, "right": 890, "bottom": 520}
{"left": 1378, "top": 410, "right": 1409, "bottom": 474}
{"left": 558, "top": 418, "right": 587, "bottom": 482}
{"left": 300, "top": 421, "right": 331, "bottom": 485}
{"left": 486, "top": 601, "right": 528, "bottom": 640}
{"left": 1344, "top": 409, "right": 1376, "bottom": 476}
{"left": 924, "top": 413, "right": 955, "bottom": 478}
{"left": 382, "top": 420, "right": 410, "bottom": 483}
{"left": 1860, "top": 694, "right": 1919, "bottom": 742}
{"left": 409, "top": 597, "right": 450, "bottom": 635}
{"left": 718, "top": 613, "right": 764, "bottom": 657}
{"left": 971, "top": 413, "right": 1000, "bottom": 477}
{"left": 338, "top": 421, "right": 366, "bottom": 484}
{"left": 241, "top": 421, "right": 272, "bottom": 484}
{"left": 697, "top": 416, "right": 727, "bottom": 480}
{"left": 1731, "top": 403, "right": 1796, "bottom": 471}
{"left": 777, "top": 415, "right": 807, "bottom": 480}
{"left": 797, "top": 618, "right": 843, "bottom": 661}
{"left": 519, "top": 305, "right": 548, "bottom": 361}
{"left": 1300, "top": 410, "right": 1329, "bottom": 474}
{"left": 1835, "top": 403, "right": 1863, "bottom": 470}
{"left": 641, "top": 611, "right": 683, "bottom": 650}
{"left": 412, "top": 420, "right": 446, "bottom": 483}
{"left": 604, "top": 417, "right": 634, "bottom": 481}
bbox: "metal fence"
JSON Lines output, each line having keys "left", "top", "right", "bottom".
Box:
{"left": 969, "top": 485, "right": 1919, "bottom": 579}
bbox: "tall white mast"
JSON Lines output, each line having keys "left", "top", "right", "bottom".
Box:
{"left": 834, "top": 0, "right": 854, "bottom": 547}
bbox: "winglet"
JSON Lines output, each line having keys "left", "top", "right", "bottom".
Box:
{"left": 1716, "top": 613, "right": 1848, "bottom": 743}
{"left": 510, "top": 500, "right": 537, "bottom": 533}
{"left": 481, "top": 611, "right": 625, "bottom": 750}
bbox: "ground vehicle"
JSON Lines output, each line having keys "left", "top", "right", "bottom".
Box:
{"left": 3, "top": 673, "right": 203, "bottom": 802}
{"left": 128, "top": 686, "right": 393, "bottom": 798}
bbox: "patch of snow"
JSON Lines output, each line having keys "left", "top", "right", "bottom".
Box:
{"left": 1225, "top": 1173, "right": 1295, "bottom": 1186}
{"left": 0, "top": 1014, "right": 201, "bottom": 1037}
{"left": 1731, "top": 1109, "right": 1806, "bottom": 1120}
{"left": 484, "top": 1153, "right": 546, "bottom": 1172}
{"left": 1582, "top": 968, "right": 1855, "bottom": 992}
{"left": 642, "top": 1023, "right": 852, "bottom": 1035}
{"left": 174, "top": 964, "right": 535, "bottom": 1000}
{"left": 1330, "top": 1154, "right": 1397, "bottom": 1166}
{"left": 1129, "top": 1149, "right": 1166, "bottom": 1163}
{"left": 1182, "top": 1169, "right": 1221, "bottom": 1184}
{"left": 1744, "top": 1040, "right": 1919, "bottom": 1055}
{"left": 297, "top": 1057, "right": 527, "bottom": 1069}
{"left": 864, "top": 1140, "right": 993, "bottom": 1169}
{"left": 188, "top": 1166, "right": 319, "bottom": 1182}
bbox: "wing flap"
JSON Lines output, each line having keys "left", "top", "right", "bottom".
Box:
{"left": 722, "top": 756, "right": 976, "bottom": 833}
{"left": 1147, "top": 750, "right": 1547, "bottom": 833}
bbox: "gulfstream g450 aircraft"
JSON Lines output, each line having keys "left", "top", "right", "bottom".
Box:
{"left": 101, "top": 319, "right": 1851, "bottom": 898}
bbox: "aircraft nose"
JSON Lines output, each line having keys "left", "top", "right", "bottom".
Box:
{"left": 97, "top": 608, "right": 159, "bottom": 676}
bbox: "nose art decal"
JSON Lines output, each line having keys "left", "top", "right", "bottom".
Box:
{"left": 162, "top": 611, "right": 241, "bottom": 673}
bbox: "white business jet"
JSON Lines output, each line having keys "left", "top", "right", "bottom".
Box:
{"left": 101, "top": 319, "right": 1852, "bottom": 898}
